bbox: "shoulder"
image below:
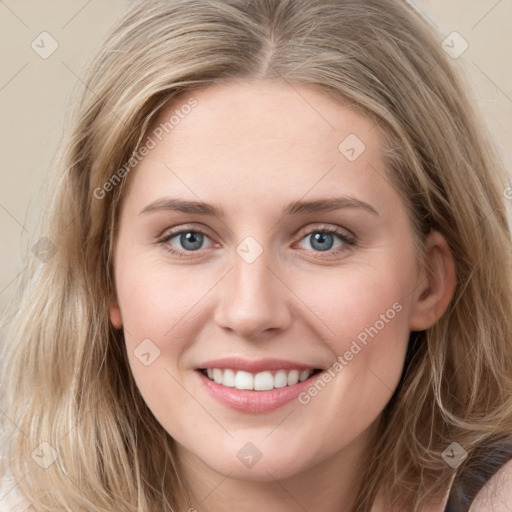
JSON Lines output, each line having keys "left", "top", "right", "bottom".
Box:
{"left": 469, "top": 457, "right": 512, "bottom": 511}
{"left": 0, "top": 474, "right": 33, "bottom": 512}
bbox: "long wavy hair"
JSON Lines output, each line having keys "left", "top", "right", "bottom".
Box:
{"left": 1, "top": 1, "right": 511, "bottom": 511}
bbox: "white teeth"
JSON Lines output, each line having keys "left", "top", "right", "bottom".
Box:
{"left": 222, "top": 369, "right": 236, "bottom": 387}
{"left": 254, "top": 371, "right": 274, "bottom": 391}
{"left": 287, "top": 369, "right": 299, "bottom": 386}
{"left": 234, "top": 370, "right": 253, "bottom": 390}
{"left": 213, "top": 368, "right": 223, "bottom": 384}
{"left": 203, "top": 368, "right": 316, "bottom": 390}
{"left": 299, "top": 370, "right": 311, "bottom": 382}
{"left": 274, "top": 370, "right": 288, "bottom": 388}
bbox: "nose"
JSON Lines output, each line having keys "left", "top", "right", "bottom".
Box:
{"left": 213, "top": 248, "right": 293, "bottom": 340}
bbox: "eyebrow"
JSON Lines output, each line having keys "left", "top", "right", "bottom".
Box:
{"left": 139, "top": 196, "right": 379, "bottom": 217}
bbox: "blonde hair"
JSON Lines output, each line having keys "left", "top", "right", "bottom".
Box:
{"left": 2, "top": 0, "right": 512, "bottom": 510}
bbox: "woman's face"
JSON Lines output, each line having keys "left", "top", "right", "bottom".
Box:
{"left": 110, "top": 79, "right": 445, "bottom": 483}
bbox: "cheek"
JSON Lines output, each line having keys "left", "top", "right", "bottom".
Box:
{"left": 115, "top": 251, "right": 210, "bottom": 342}
{"left": 300, "top": 257, "right": 412, "bottom": 351}
{"left": 292, "top": 254, "right": 415, "bottom": 426}
{"left": 113, "top": 255, "right": 217, "bottom": 425}
{"left": 115, "top": 271, "right": 195, "bottom": 431}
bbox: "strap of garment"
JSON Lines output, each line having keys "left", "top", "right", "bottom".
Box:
{"left": 444, "top": 436, "right": 512, "bottom": 512}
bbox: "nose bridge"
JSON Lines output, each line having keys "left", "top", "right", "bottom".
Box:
{"left": 213, "top": 238, "right": 291, "bottom": 337}
{"left": 234, "top": 245, "right": 273, "bottom": 298}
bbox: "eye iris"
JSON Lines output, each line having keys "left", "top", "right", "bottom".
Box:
{"left": 310, "top": 232, "right": 333, "bottom": 251}
{"left": 181, "top": 232, "right": 203, "bottom": 250}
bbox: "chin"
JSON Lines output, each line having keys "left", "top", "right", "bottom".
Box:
{"left": 186, "top": 437, "right": 319, "bottom": 482}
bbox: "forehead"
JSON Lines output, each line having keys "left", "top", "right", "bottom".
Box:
{"left": 122, "top": 79, "right": 393, "bottom": 214}
{"left": 151, "top": 78, "right": 381, "bottom": 153}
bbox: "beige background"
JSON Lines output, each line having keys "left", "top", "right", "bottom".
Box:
{"left": 0, "top": 0, "right": 511, "bottom": 314}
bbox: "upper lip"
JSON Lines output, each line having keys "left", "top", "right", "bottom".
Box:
{"left": 197, "top": 357, "right": 321, "bottom": 373}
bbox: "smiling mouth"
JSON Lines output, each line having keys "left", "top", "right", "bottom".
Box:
{"left": 199, "top": 368, "right": 323, "bottom": 391}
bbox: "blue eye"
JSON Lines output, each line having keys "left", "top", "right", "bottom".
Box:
{"left": 297, "top": 229, "right": 354, "bottom": 254}
{"left": 174, "top": 231, "right": 204, "bottom": 251}
{"left": 160, "top": 230, "right": 212, "bottom": 253}
{"left": 157, "top": 226, "right": 355, "bottom": 258}
{"left": 309, "top": 232, "right": 336, "bottom": 251}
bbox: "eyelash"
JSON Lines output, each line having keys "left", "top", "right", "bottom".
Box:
{"left": 156, "top": 225, "right": 356, "bottom": 259}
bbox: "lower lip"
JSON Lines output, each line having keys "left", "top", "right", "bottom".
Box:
{"left": 196, "top": 370, "right": 323, "bottom": 413}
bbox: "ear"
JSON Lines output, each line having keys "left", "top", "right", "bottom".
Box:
{"left": 409, "top": 229, "right": 457, "bottom": 332}
{"left": 109, "top": 296, "right": 123, "bottom": 330}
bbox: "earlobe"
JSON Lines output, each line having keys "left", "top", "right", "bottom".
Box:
{"left": 109, "top": 300, "right": 123, "bottom": 330}
{"left": 409, "top": 230, "right": 457, "bottom": 332}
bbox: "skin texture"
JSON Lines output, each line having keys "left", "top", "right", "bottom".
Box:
{"left": 109, "top": 78, "right": 456, "bottom": 512}
{"left": 470, "top": 460, "right": 512, "bottom": 511}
